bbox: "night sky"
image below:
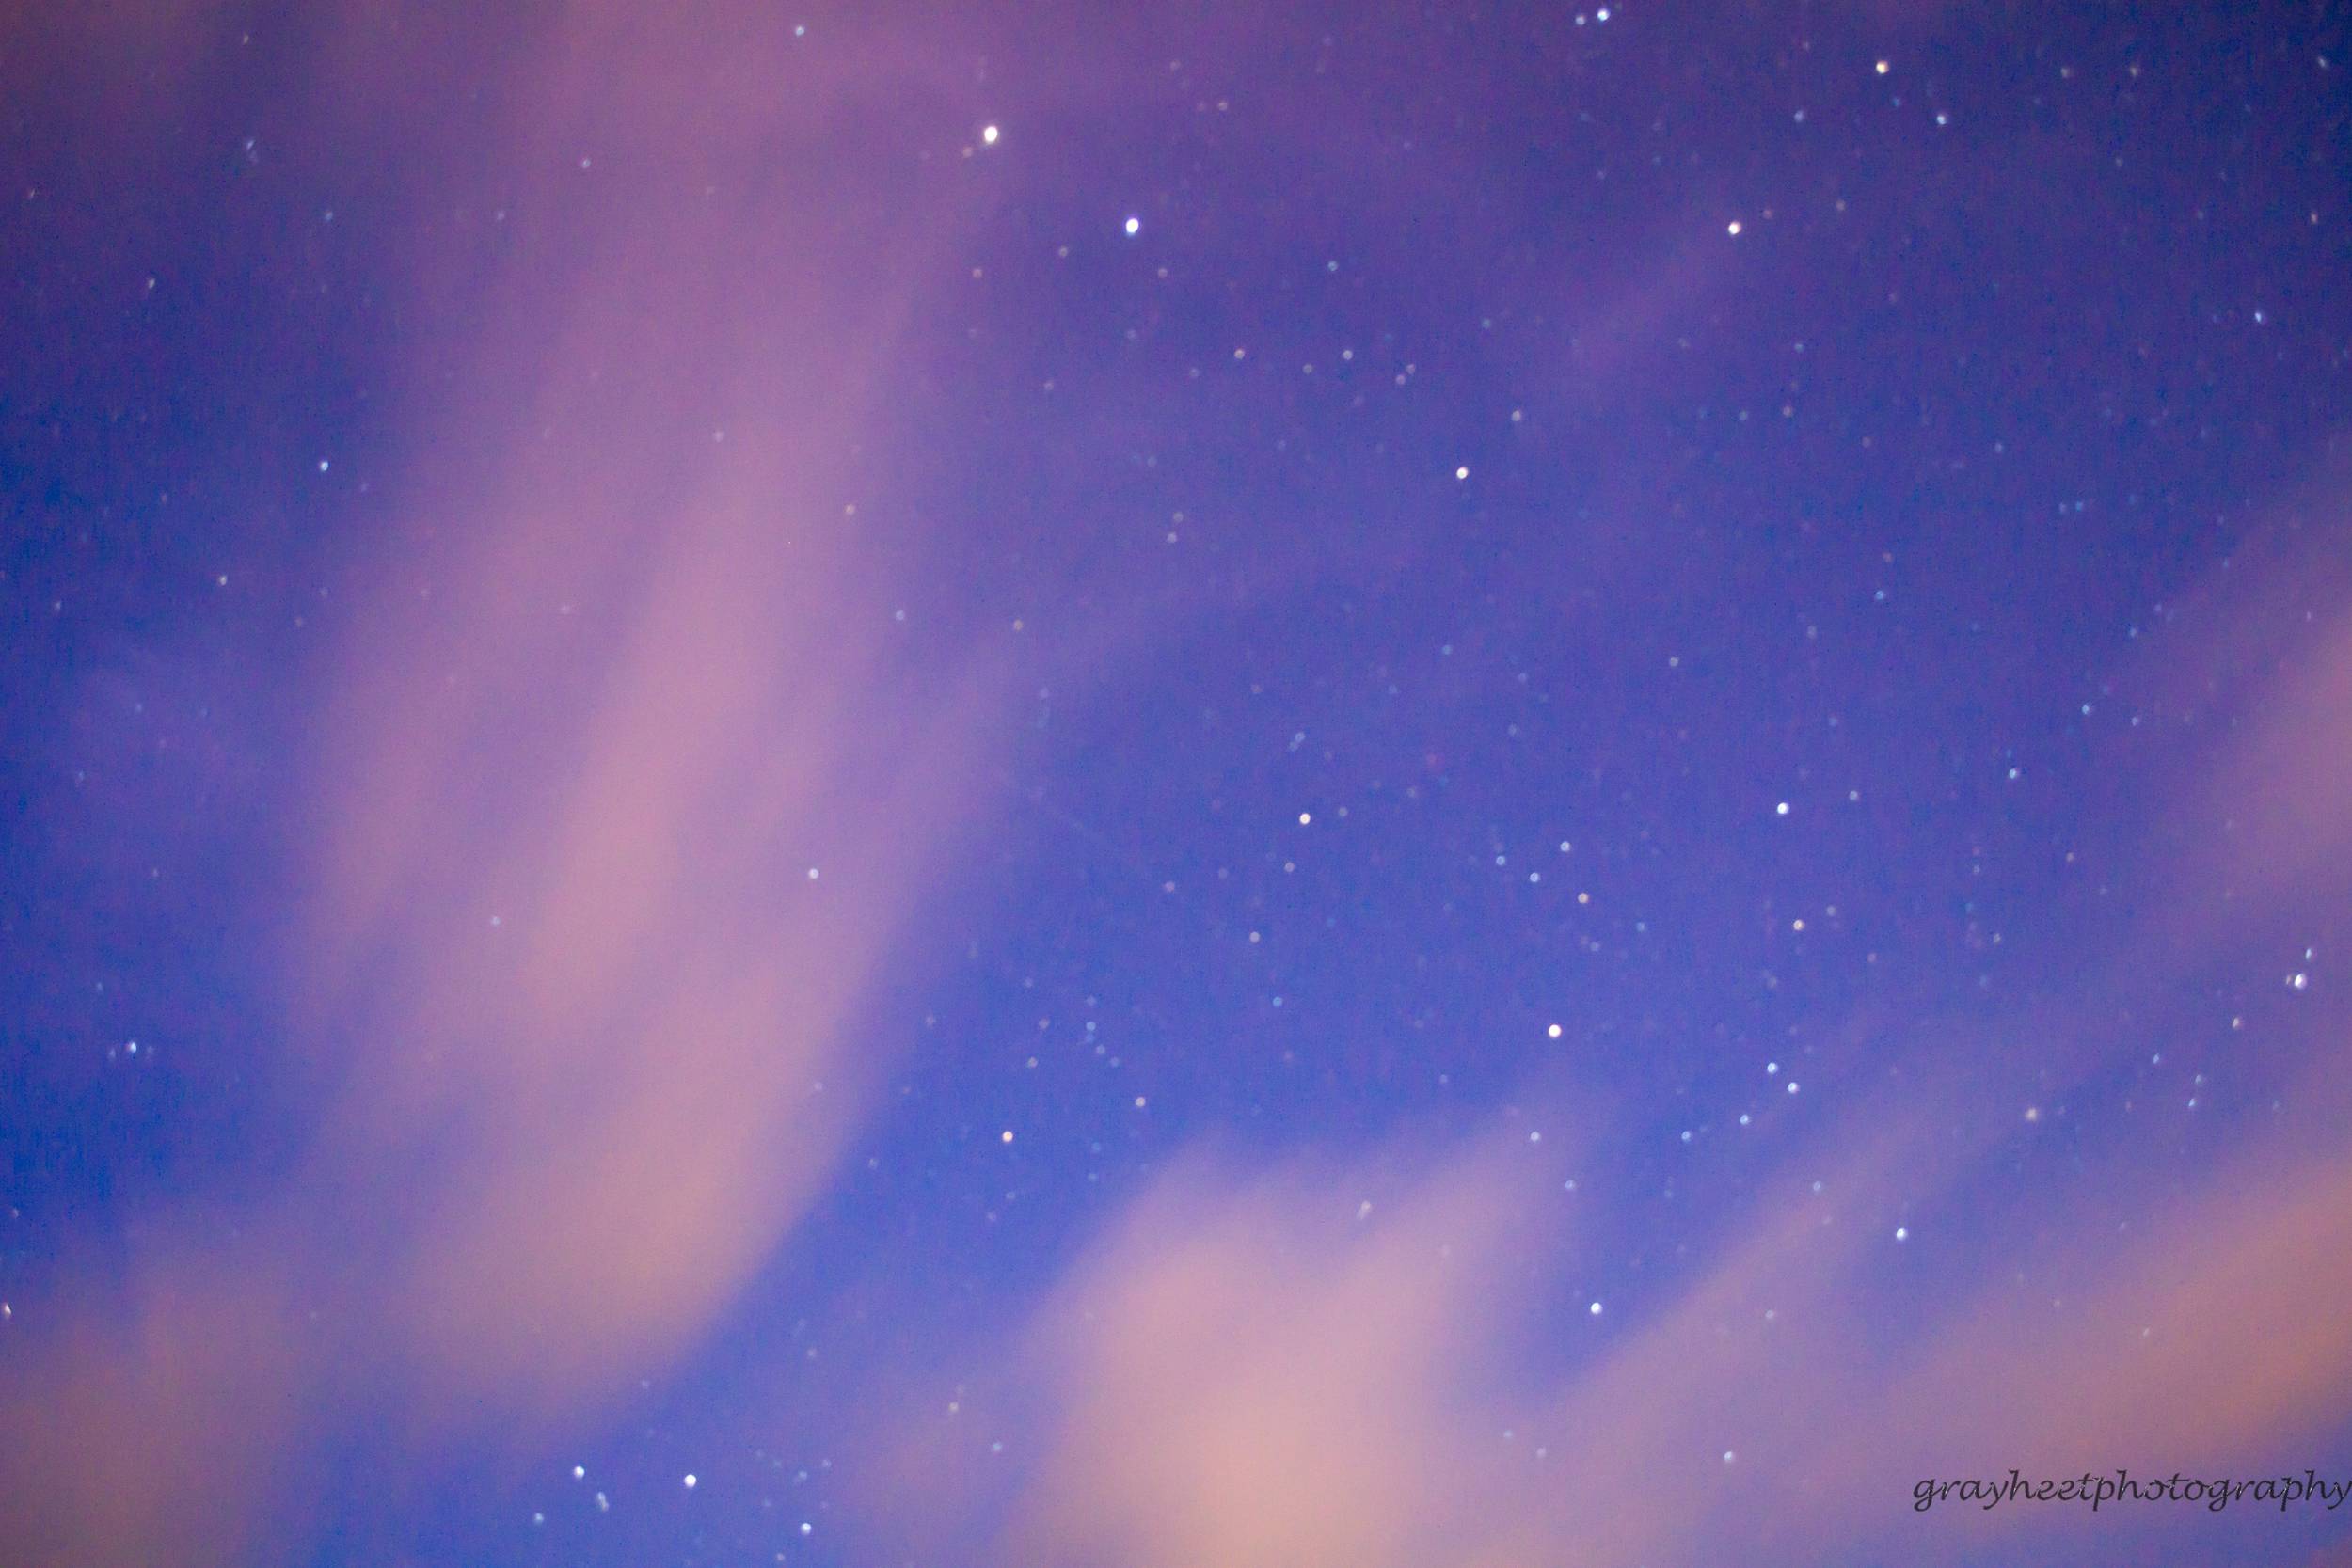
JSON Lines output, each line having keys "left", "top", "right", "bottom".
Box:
{"left": 5, "top": 3, "right": 2352, "bottom": 1565}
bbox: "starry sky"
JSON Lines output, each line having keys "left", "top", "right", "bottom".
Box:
{"left": 4, "top": 2, "right": 2352, "bottom": 1565}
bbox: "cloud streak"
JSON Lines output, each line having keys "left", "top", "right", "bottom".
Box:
{"left": 1, "top": 3, "right": 1011, "bottom": 1559}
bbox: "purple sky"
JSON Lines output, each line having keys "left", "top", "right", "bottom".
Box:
{"left": 4, "top": 4, "right": 2351, "bottom": 1566}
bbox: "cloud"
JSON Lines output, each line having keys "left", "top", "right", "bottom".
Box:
{"left": 0, "top": 2, "right": 1011, "bottom": 1559}
{"left": 867, "top": 516, "right": 2352, "bottom": 1568}
{"left": 884, "top": 1065, "right": 2352, "bottom": 1567}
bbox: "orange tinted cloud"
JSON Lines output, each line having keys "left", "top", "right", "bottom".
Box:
{"left": 896, "top": 1062, "right": 2352, "bottom": 1568}
{"left": 999, "top": 1145, "right": 1538, "bottom": 1568}
{"left": 0, "top": 1242, "right": 309, "bottom": 1568}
